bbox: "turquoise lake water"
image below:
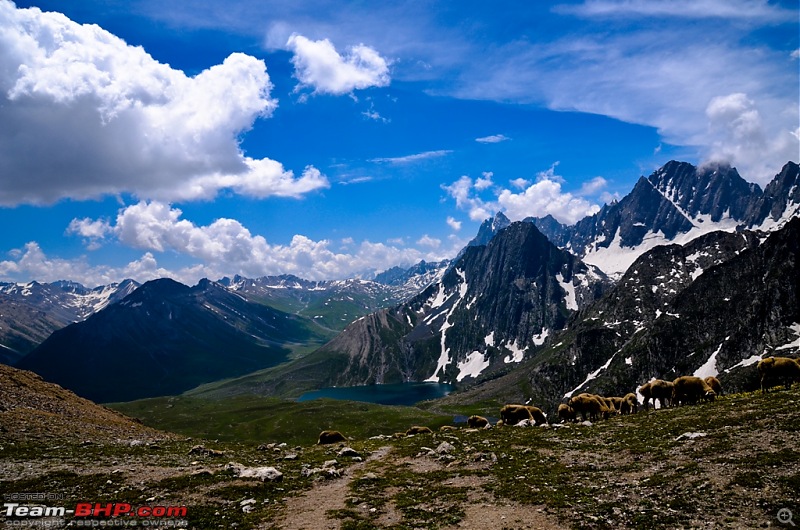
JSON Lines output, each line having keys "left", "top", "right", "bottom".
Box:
{"left": 296, "top": 382, "right": 455, "bottom": 406}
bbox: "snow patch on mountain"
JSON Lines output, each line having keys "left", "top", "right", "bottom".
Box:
{"left": 503, "top": 339, "right": 526, "bottom": 364}
{"left": 693, "top": 343, "right": 723, "bottom": 379}
{"left": 556, "top": 273, "right": 578, "bottom": 311}
{"left": 564, "top": 352, "right": 618, "bottom": 398}
{"left": 456, "top": 351, "right": 491, "bottom": 382}
{"left": 424, "top": 269, "right": 469, "bottom": 382}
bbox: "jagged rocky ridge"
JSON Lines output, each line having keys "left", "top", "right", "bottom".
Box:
{"left": 436, "top": 217, "right": 799, "bottom": 412}
{"left": 299, "top": 221, "right": 611, "bottom": 387}
{"left": 0, "top": 279, "right": 138, "bottom": 363}
{"left": 529, "top": 160, "right": 800, "bottom": 278}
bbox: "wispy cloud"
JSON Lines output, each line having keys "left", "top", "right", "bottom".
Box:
{"left": 370, "top": 150, "right": 452, "bottom": 164}
{"left": 475, "top": 134, "right": 510, "bottom": 144}
{"left": 554, "top": 0, "right": 795, "bottom": 22}
{"left": 338, "top": 176, "right": 374, "bottom": 185}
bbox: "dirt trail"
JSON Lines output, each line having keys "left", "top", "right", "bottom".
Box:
{"left": 272, "top": 446, "right": 391, "bottom": 530}
{"left": 271, "top": 445, "right": 567, "bottom": 530}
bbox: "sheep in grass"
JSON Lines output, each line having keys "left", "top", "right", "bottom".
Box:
{"left": 758, "top": 356, "right": 800, "bottom": 392}
{"left": 317, "top": 430, "right": 347, "bottom": 445}
{"left": 672, "top": 376, "right": 716, "bottom": 406}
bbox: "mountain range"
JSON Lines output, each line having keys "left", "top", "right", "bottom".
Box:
{"left": 0, "top": 279, "right": 138, "bottom": 364}
{"left": 529, "top": 160, "right": 799, "bottom": 278}
{"left": 3, "top": 160, "right": 799, "bottom": 407}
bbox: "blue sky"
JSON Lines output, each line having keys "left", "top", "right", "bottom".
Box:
{"left": 0, "top": 0, "right": 797, "bottom": 286}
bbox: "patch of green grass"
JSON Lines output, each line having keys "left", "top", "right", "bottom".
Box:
{"left": 111, "top": 395, "right": 451, "bottom": 446}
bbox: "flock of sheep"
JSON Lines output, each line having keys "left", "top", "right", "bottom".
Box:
{"left": 316, "top": 356, "right": 800, "bottom": 443}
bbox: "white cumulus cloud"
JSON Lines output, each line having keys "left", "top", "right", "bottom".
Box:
{"left": 444, "top": 165, "right": 601, "bottom": 225}
{"left": 287, "top": 33, "right": 390, "bottom": 95}
{"left": 0, "top": 1, "right": 328, "bottom": 205}
{"left": 54, "top": 201, "right": 462, "bottom": 282}
{"left": 446, "top": 217, "right": 462, "bottom": 231}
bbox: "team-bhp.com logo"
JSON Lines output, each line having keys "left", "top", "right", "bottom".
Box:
{"left": 4, "top": 503, "right": 187, "bottom": 518}
{"left": 4, "top": 502, "right": 188, "bottom": 527}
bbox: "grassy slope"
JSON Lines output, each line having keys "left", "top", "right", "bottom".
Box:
{"left": 3, "top": 386, "right": 799, "bottom": 529}
{"left": 111, "top": 395, "right": 453, "bottom": 446}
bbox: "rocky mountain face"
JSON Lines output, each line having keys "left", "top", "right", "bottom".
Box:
{"left": 16, "top": 278, "right": 330, "bottom": 403}
{"left": 466, "top": 212, "right": 511, "bottom": 248}
{"left": 528, "top": 161, "right": 800, "bottom": 278}
{"left": 290, "top": 221, "right": 612, "bottom": 389}
{"left": 0, "top": 279, "right": 138, "bottom": 363}
{"left": 436, "top": 217, "right": 799, "bottom": 412}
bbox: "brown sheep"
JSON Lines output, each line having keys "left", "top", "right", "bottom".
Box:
{"left": 499, "top": 404, "right": 534, "bottom": 426}
{"left": 317, "top": 430, "right": 347, "bottom": 445}
{"left": 439, "top": 425, "right": 457, "bottom": 432}
{"left": 619, "top": 393, "right": 639, "bottom": 415}
{"left": 557, "top": 403, "right": 576, "bottom": 423}
{"left": 650, "top": 379, "right": 675, "bottom": 409}
{"left": 758, "top": 356, "right": 800, "bottom": 392}
{"left": 524, "top": 406, "right": 548, "bottom": 426}
{"left": 467, "top": 415, "right": 489, "bottom": 428}
{"left": 567, "top": 393, "right": 609, "bottom": 421}
{"left": 704, "top": 376, "right": 723, "bottom": 396}
{"left": 607, "top": 396, "right": 624, "bottom": 412}
{"left": 672, "top": 376, "right": 716, "bottom": 406}
{"left": 405, "top": 425, "right": 433, "bottom": 435}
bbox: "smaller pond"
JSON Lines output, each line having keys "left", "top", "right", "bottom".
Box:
{"left": 296, "top": 382, "right": 455, "bottom": 407}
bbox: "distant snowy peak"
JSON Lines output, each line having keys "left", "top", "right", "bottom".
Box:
{"left": 373, "top": 260, "right": 450, "bottom": 299}
{"left": 528, "top": 160, "right": 799, "bottom": 279}
{"left": 467, "top": 212, "right": 511, "bottom": 248}
{"left": 0, "top": 279, "right": 139, "bottom": 319}
{"left": 222, "top": 264, "right": 446, "bottom": 303}
{"left": 744, "top": 161, "right": 800, "bottom": 232}
{"left": 648, "top": 161, "right": 756, "bottom": 222}
{"left": 0, "top": 279, "right": 140, "bottom": 360}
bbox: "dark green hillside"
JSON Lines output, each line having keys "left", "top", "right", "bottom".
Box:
{"left": 16, "top": 278, "right": 330, "bottom": 403}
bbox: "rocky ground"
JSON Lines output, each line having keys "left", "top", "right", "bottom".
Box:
{"left": 1, "top": 364, "right": 799, "bottom": 529}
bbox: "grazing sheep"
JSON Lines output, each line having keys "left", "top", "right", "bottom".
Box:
{"left": 524, "top": 406, "right": 548, "bottom": 426}
{"left": 317, "top": 430, "right": 347, "bottom": 445}
{"left": 405, "top": 426, "right": 433, "bottom": 436}
{"left": 467, "top": 415, "right": 489, "bottom": 428}
{"left": 704, "top": 376, "right": 723, "bottom": 396}
{"left": 650, "top": 379, "right": 675, "bottom": 409}
{"left": 557, "top": 403, "right": 576, "bottom": 423}
{"left": 672, "top": 376, "right": 716, "bottom": 406}
{"left": 619, "top": 393, "right": 639, "bottom": 415}
{"left": 758, "top": 356, "right": 800, "bottom": 392}
{"left": 499, "top": 404, "right": 534, "bottom": 426}
{"left": 567, "top": 394, "right": 610, "bottom": 421}
{"left": 607, "top": 396, "right": 624, "bottom": 412}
